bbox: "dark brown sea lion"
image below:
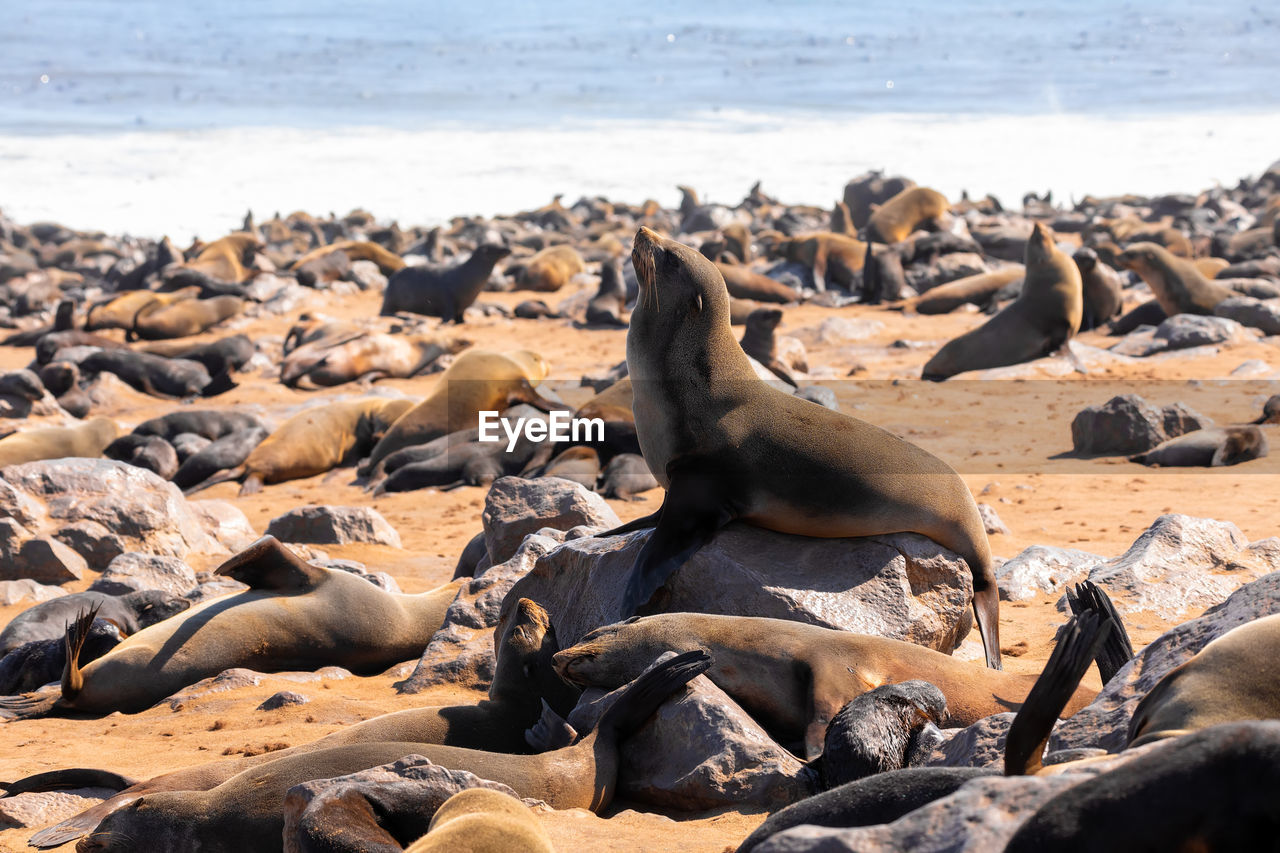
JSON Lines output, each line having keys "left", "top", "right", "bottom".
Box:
{"left": 133, "top": 409, "right": 266, "bottom": 441}
{"left": 617, "top": 226, "right": 1002, "bottom": 668}
{"left": 76, "top": 350, "right": 236, "bottom": 398}
{"left": 172, "top": 426, "right": 269, "bottom": 493}
{"left": 0, "top": 590, "right": 189, "bottom": 655}
{"left": 1072, "top": 247, "right": 1124, "bottom": 331}
{"left": 380, "top": 244, "right": 512, "bottom": 322}
{"left": 584, "top": 256, "right": 629, "bottom": 327}
{"left": 139, "top": 334, "right": 255, "bottom": 376}
{"left": 740, "top": 307, "right": 797, "bottom": 387}
{"left": 103, "top": 433, "right": 179, "bottom": 479}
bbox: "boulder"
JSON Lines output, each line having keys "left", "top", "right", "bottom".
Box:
{"left": 258, "top": 691, "right": 309, "bottom": 711}
{"left": 1213, "top": 296, "right": 1280, "bottom": 335}
{"left": 88, "top": 553, "right": 197, "bottom": 598}
{"left": 0, "top": 579, "right": 66, "bottom": 607}
{"left": 0, "top": 788, "right": 119, "bottom": 830}
{"left": 482, "top": 476, "right": 620, "bottom": 566}
{"left": 1070, "top": 394, "right": 1211, "bottom": 455}
{"left": 995, "top": 546, "right": 1102, "bottom": 602}
{"left": 0, "top": 537, "right": 89, "bottom": 584}
{"left": 265, "top": 505, "right": 402, "bottom": 548}
{"left": 1154, "top": 314, "right": 1246, "bottom": 350}
{"left": 976, "top": 503, "right": 1009, "bottom": 536}
{"left": 927, "top": 713, "right": 1013, "bottom": 769}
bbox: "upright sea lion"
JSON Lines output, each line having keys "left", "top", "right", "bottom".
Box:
{"left": 908, "top": 266, "right": 1024, "bottom": 315}
{"left": 130, "top": 295, "right": 244, "bottom": 340}
{"left": 70, "top": 651, "right": 709, "bottom": 852}
{"left": 621, "top": 227, "right": 1002, "bottom": 668}
{"left": 405, "top": 789, "right": 555, "bottom": 853}
{"left": 359, "top": 349, "right": 560, "bottom": 476}
{"left": 864, "top": 186, "right": 951, "bottom": 244}
{"left": 0, "top": 537, "right": 461, "bottom": 718}
{"left": 922, "top": 222, "right": 1082, "bottom": 381}
{"left": 740, "top": 307, "right": 798, "bottom": 387}
{"left": 584, "top": 256, "right": 629, "bottom": 327}
{"left": 1071, "top": 247, "right": 1124, "bottom": 331}
{"left": 555, "top": 613, "right": 1093, "bottom": 757}
{"left": 280, "top": 332, "right": 468, "bottom": 388}
{"left": 1130, "top": 426, "right": 1268, "bottom": 468}
{"left": 0, "top": 590, "right": 189, "bottom": 654}
{"left": 1117, "top": 242, "right": 1234, "bottom": 316}
{"left": 380, "top": 244, "right": 511, "bottom": 322}
{"left": 0, "top": 417, "right": 119, "bottom": 467}
{"left": 514, "top": 245, "right": 585, "bottom": 292}
{"left": 0, "top": 298, "right": 74, "bottom": 347}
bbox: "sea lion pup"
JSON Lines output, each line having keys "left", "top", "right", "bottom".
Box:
{"left": 281, "top": 332, "right": 468, "bottom": 389}
{"left": 404, "top": 789, "right": 554, "bottom": 853}
{"left": 207, "top": 396, "right": 414, "bottom": 495}
{"left": 816, "top": 681, "right": 948, "bottom": 788}
{"left": 1071, "top": 247, "right": 1124, "bottom": 331}
{"left": 554, "top": 612, "right": 1092, "bottom": 756}
{"left": 76, "top": 349, "right": 236, "bottom": 398}
{"left": 739, "top": 307, "right": 800, "bottom": 387}
{"left": 172, "top": 426, "right": 269, "bottom": 492}
{"left": 0, "top": 537, "right": 461, "bottom": 720}
{"left": 598, "top": 453, "right": 659, "bottom": 500}
{"left": 1117, "top": 242, "right": 1235, "bottom": 316}
{"left": 71, "top": 652, "right": 710, "bottom": 853}
{"left": 1254, "top": 394, "right": 1280, "bottom": 425}
{"left": 83, "top": 286, "right": 200, "bottom": 332}
{"left": 129, "top": 294, "right": 244, "bottom": 340}
{"left": 542, "top": 446, "right": 602, "bottom": 490}
{"left": 182, "top": 231, "right": 262, "bottom": 283}
{"left": 616, "top": 226, "right": 1003, "bottom": 669}
{"left": 359, "top": 349, "right": 560, "bottom": 477}
{"left": 139, "top": 334, "right": 255, "bottom": 376}
{"left": 922, "top": 222, "right": 1082, "bottom": 381}
{"left": 514, "top": 299, "right": 565, "bottom": 320}
{"left": 514, "top": 244, "right": 586, "bottom": 292}
{"left": 863, "top": 186, "right": 951, "bottom": 244}
{"left": 766, "top": 233, "right": 865, "bottom": 292}
{"left": 1130, "top": 425, "right": 1269, "bottom": 468}
{"left": 906, "top": 266, "right": 1025, "bottom": 314}
{"left": 0, "top": 417, "right": 119, "bottom": 467}
{"left": 714, "top": 260, "right": 801, "bottom": 302}
{"left": 103, "top": 433, "right": 179, "bottom": 478}
{"left": 380, "top": 244, "right": 511, "bottom": 322}
{"left": 0, "top": 617, "right": 123, "bottom": 695}
{"left": 0, "top": 590, "right": 189, "bottom": 654}
{"left": 584, "top": 256, "right": 629, "bottom": 327}
{"left": 133, "top": 409, "right": 265, "bottom": 441}
{"left": 375, "top": 428, "right": 541, "bottom": 494}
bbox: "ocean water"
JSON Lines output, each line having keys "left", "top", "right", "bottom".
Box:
{"left": 1, "top": 1, "right": 1278, "bottom": 237}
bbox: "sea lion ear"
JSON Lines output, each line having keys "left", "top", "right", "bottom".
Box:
{"left": 215, "top": 535, "right": 327, "bottom": 592}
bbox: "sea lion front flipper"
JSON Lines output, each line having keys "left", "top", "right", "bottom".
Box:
{"left": 595, "top": 508, "right": 663, "bottom": 538}
{"left": 525, "top": 698, "right": 579, "bottom": 752}
{"left": 1004, "top": 610, "right": 1110, "bottom": 776}
{"left": 622, "top": 461, "right": 735, "bottom": 616}
{"left": 214, "top": 535, "right": 327, "bottom": 592}
{"left": 973, "top": 586, "right": 1003, "bottom": 671}
{"left": 1, "top": 768, "right": 138, "bottom": 797}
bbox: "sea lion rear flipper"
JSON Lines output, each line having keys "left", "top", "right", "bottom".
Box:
{"left": 525, "top": 699, "right": 579, "bottom": 752}
{"left": 0, "top": 692, "right": 61, "bottom": 720}
{"left": 214, "top": 535, "right": 327, "bottom": 592}
{"left": 61, "top": 604, "right": 101, "bottom": 702}
{"left": 1065, "top": 581, "right": 1134, "bottom": 684}
{"left": 1, "top": 768, "right": 137, "bottom": 798}
{"left": 1003, "top": 610, "right": 1111, "bottom": 776}
{"left": 238, "top": 472, "right": 264, "bottom": 495}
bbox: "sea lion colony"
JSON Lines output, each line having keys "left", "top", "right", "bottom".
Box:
{"left": 0, "top": 162, "right": 1279, "bottom": 850}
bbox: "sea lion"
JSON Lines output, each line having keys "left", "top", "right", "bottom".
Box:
{"left": 380, "top": 244, "right": 511, "bottom": 322}
{"left": 740, "top": 307, "right": 798, "bottom": 387}
{"left": 76, "top": 349, "right": 236, "bottom": 398}
{"left": 514, "top": 299, "right": 565, "bottom": 320}
{"left": 83, "top": 287, "right": 200, "bottom": 332}
{"left": 292, "top": 240, "right": 405, "bottom": 287}
{"left": 280, "top": 332, "right": 468, "bottom": 388}
{"left": 0, "top": 298, "right": 74, "bottom": 347}
{"left": 37, "top": 361, "right": 90, "bottom": 418}
{"left": 182, "top": 232, "right": 262, "bottom": 283}
{"left": 130, "top": 295, "right": 244, "bottom": 340}
{"left": 0, "top": 369, "right": 44, "bottom": 401}
{"left": 1117, "top": 242, "right": 1235, "bottom": 316}
{"left": 922, "top": 222, "right": 1082, "bottom": 381}
{"left": 138, "top": 334, "right": 255, "bottom": 376}
{"left": 620, "top": 226, "right": 1002, "bottom": 668}
{"left": 1071, "top": 247, "right": 1124, "bottom": 331}
{"left": 103, "top": 433, "right": 179, "bottom": 479}
{"left": 133, "top": 409, "right": 266, "bottom": 442}
{"left": 598, "top": 453, "right": 659, "bottom": 500}
{"left": 70, "top": 651, "right": 709, "bottom": 852}
{"left": 542, "top": 446, "right": 602, "bottom": 491}
{"left": 0, "top": 416, "right": 119, "bottom": 467}
{"left": 843, "top": 173, "right": 916, "bottom": 229}
{"left": 1254, "top": 395, "right": 1280, "bottom": 425}
{"left": 0, "top": 537, "right": 461, "bottom": 718}
{"left": 1130, "top": 426, "right": 1268, "bottom": 468}
{"left": 172, "top": 426, "right": 269, "bottom": 492}
{"left": 767, "top": 233, "right": 864, "bottom": 292}
{"left": 816, "top": 681, "right": 949, "bottom": 788}
{"left": 584, "top": 256, "right": 629, "bottom": 327}
{"left": 0, "top": 618, "right": 124, "bottom": 696}
{"left": 33, "top": 330, "right": 129, "bottom": 365}
{"left": 0, "top": 590, "right": 190, "bottom": 654}
{"left": 714, "top": 261, "right": 801, "bottom": 303}
{"left": 514, "top": 245, "right": 585, "bottom": 292}
{"left": 909, "top": 267, "right": 1025, "bottom": 315}
{"left": 405, "top": 789, "right": 554, "bottom": 853}
{"left": 359, "top": 349, "right": 560, "bottom": 476}
{"left": 864, "top": 186, "right": 951, "bottom": 244}
{"left": 375, "top": 428, "right": 541, "bottom": 494}
{"left": 229, "top": 396, "right": 415, "bottom": 494}
{"left": 555, "top": 613, "right": 1091, "bottom": 756}
{"left": 728, "top": 296, "right": 763, "bottom": 325}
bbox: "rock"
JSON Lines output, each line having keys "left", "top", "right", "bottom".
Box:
{"left": 1070, "top": 394, "right": 1211, "bottom": 455}
{"left": 927, "top": 713, "right": 1014, "bottom": 768}
{"left": 347, "top": 259, "right": 387, "bottom": 291}
{"left": 796, "top": 317, "right": 885, "bottom": 345}
{"left": 186, "top": 500, "right": 258, "bottom": 552}
{"left": 1082, "top": 514, "right": 1280, "bottom": 619}
{"left": 1230, "top": 359, "right": 1277, "bottom": 378}
{"left": 976, "top": 503, "right": 1009, "bottom": 536}
{"left": 568, "top": 653, "right": 816, "bottom": 810}
{"left": 283, "top": 755, "right": 523, "bottom": 853}
{"left": 89, "top": 553, "right": 197, "bottom": 597}
{"left": 907, "top": 253, "right": 990, "bottom": 293}
{"left": 506, "top": 522, "right": 975, "bottom": 650}
{"left": 0, "top": 579, "right": 66, "bottom": 606}
{"left": 481, "top": 476, "right": 620, "bottom": 566}
{"left": 0, "top": 516, "right": 30, "bottom": 561}
{"left": 1213, "top": 296, "right": 1280, "bottom": 335}
{"left": 1154, "top": 314, "right": 1246, "bottom": 350}
{"left": 793, "top": 385, "right": 838, "bottom": 411}
{"left": 0, "top": 788, "right": 118, "bottom": 830}
{"left": 166, "top": 666, "right": 352, "bottom": 710}
{"left": 258, "top": 691, "right": 309, "bottom": 711}
{"left": 0, "top": 459, "right": 238, "bottom": 567}
{"left": 1051, "top": 569, "right": 1280, "bottom": 752}
{"left": 995, "top": 546, "right": 1102, "bottom": 602}
{"left": 0, "top": 537, "right": 89, "bottom": 584}
{"left": 265, "top": 505, "right": 402, "bottom": 548}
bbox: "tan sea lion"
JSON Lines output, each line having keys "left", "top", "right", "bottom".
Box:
{"left": 843, "top": 173, "right": 916, "bottom": 229}
{"left": 183, "top": 232, "right": 262, "bottom": 283}
{"left": 1117, "top": 242, "right": 1235, "bottom": 316}
{"left": 359, "top": 349, "right": 560, "bottom": 476}
{"left": 131, "top": 295, "right": 244, "bottom": 340}
{"left": 768, "top": 233, "right": 865, "bottom": 292}
{"left": 715, "top": 260, "right": 801, "bottom": 302}
{"left": 864, "top": 187, "right": 951, "bottom": 244}
{"left": 908, "top": 266, "right": 1025, "bottom": 315}
{"left": 292, "top": 239, "right": 405, "bottom": 278}
{"left": 406, "top": 789, "right": 554, "bottom": 853}
{"left": 83, "top": 286, "right": 200, "bottom": 332}
{"left": 556, "top": 613, "right": 1091, "bottom": 757}
{"left": 69, "top": 651, "right": 709, "bottom": 853}
{"left": 514, "top": 245, "right": 585, "bottom": 292}
{"left": 380, "top": 244, "right": 512, "bottom": 322}
{"left": 280, "top": 332, "right": 469, "bottom": 388}
{"left": 922, "top": 222, "right": 1082, "bottom": 381}
{"left": 616, "top": 226, "right": 1002, "bottom": 669}
{"left": 1193, "top": 256, "right": 1230, "bottom": 279}
{"left": 1130, "top": 426, "right": 1268, "bottom": 468}
{"left": 1071, "top": 248, "right": 1124, "bottom": 331}
{"left": 229, "top": 396, "right": 415, "bottom": 494}
{"left": 0, "top": 417, "right": 119, "bottom": 467}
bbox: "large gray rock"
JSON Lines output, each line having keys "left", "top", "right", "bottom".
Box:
{"left": 89, "top": 552, "right": 197, "bottom": 597}
{"left": 0, "top": 459, "right": 239, "bottom": 567}
{"left": 927, "top": 713, "right": 1014, "bottom": 769}
{"left": 1, "top": 537, "right": 89, "bottom": 583}
{"left": 1051, "top": 569, "right": 1280, "bottom": 752}
{"left": 0, "top": 578, "right": 66, "bottom": 606}
{"left": 482, "top": 476, "right": 620, "bottom": 565}
{"left": 996, "top": 546, "right": 1103, "bottom": 602}
{"left": 0, "top": 788, "right": 118, "bottom": 830}
{"left": 265, "top": 505, "right": 402, "bottom": 548}
{"left": 1082, "top": 514, "right": 1280, "bottom": 619}
{"left": 976, "top": 503, "right": 1009, "bottom": 536}
{"left": 186, "top": 500, "right": 258, "bottom": 552}
{"left": 283, "top": 756, "right": 524, "bottom": 853}
{"left": 506, "top": 522, "right": 975, "bottom": 650}
{"left": 1070, "top": 394, "right": 1211, "bottom": 455}
{"left": 1214, "top": 295, "right": 1280, "bottom": 335}
{"left": 1154, "top": 314, "right": 1246, "bottom": 350}
{"left": 568, "top": 654, "right": 816, "bottom": 810}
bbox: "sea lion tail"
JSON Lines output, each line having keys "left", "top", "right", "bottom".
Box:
{"left": 1, "top": 768, "right": 137, "bottom": 798}
{"left": 595, "top": 650, "right": 710, "bottom": 739}
{"left": 1003, "top": 610, "right": 1111, "bottom": 777}
{"left": 1065, "top": 581, "right": 1134, "bottom": 684}
{"left": 61, "top": 604, "right": 101, "bottom": 702}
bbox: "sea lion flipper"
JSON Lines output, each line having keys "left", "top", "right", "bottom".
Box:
{"left": 213, "top": 535, "right": 327, "bottom": 591}
{"left": 524, "top": 698, "right": 579, "bottom": 753}
{"left": 61, "top": 604, "right": 101, "bottom": 702}
{"left": 1, "top": 768, "right": 137, "bottom": 798}
{"left": 1004, "top": 611, "right": 1111, "bottom": 776}
{"left": 1065, "top": 581, "right": 1134, "bottom": 684}
{"left": 595, "top": 509, "right": 663, "bottom": 538}
{"left": 973, "top": 586, "right": 1002, "bottom": 671}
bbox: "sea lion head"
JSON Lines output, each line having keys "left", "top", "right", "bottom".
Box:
{"left": 1025, "top": 221, "right": 1056, "bottom": 266}
{"left": 491, "top": 598, "right": 580, "bottom": 716}
{"left": 123, "top": 590, "right": 192, "bottom": 628}
{"left": 1255, "top": 394, "right": 1280, "bottom": 425}
{"left": 553, "top": 615, "right": 703, "bottom": 686}
{"left": 474, "top": 242, "right": 512, "bottom": 263}
{"left": 1116, "top": 242, "right": 1164, "bottom": 276}
{"left": 745, "top": 307, "right": 783, "bottom": 336}
{"left": 629, "top": 227, "right": 731, "bottom": 349}
{"left": 1072, "top": 246, "right": 1098, "bottom": 273}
